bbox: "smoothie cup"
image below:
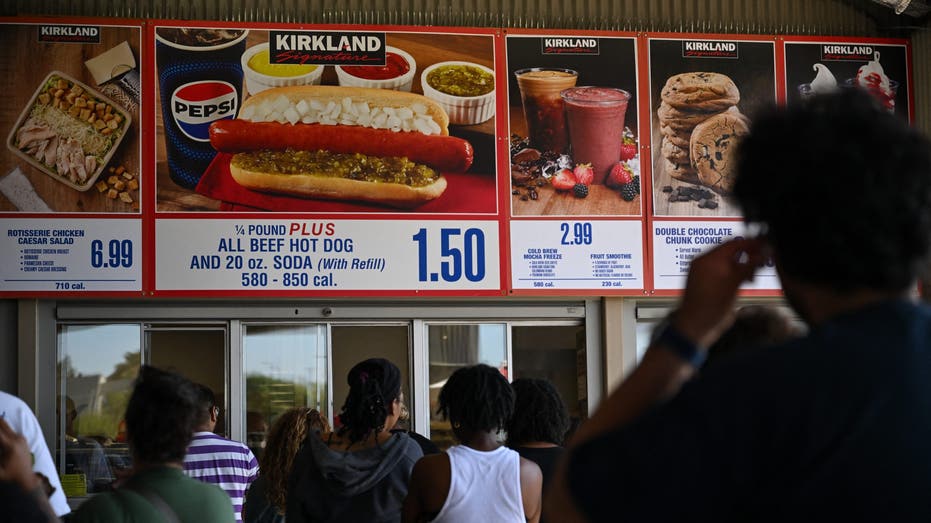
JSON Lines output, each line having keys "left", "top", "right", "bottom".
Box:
{"left": 561, "top": 86, "right": 630, "bottom": 184}
{"left": 514, "top": 68, "right": 578, "bottom": 154}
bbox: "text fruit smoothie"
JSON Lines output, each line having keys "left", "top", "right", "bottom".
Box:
{"left": 561, "top": 86, "right": 630, "bottom": 183}
{"left": 515, "top": 68, "right": 578, "bottom": 154}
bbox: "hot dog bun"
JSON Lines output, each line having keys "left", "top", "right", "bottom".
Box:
{"left": 238, "top": 85, "right": 450, "bottom": 136}
{"left": 229, "top": 155, "right": 448, "bottom": 209}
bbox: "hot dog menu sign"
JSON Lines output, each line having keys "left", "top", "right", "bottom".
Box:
{"left": 0, "top": 17, "right": 912, "bottom": 297}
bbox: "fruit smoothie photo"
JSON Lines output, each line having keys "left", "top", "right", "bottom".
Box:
{"left": 562, "top": 86, "right": 630, "bottom": 184}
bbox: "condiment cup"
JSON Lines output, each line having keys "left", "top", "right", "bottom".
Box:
{"left": 335, "top": 46, "right": 417, "bottom": 92}
{"left": 241, "top": 42, "right": 324, "bottom": 96}
{"left": 420, "top": 61, "right": 496, "bottom": 125}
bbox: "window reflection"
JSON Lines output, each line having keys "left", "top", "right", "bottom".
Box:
{"left": 57, "top": 324, "right": 140, "bottom": 496}
{"left": 427, "top": 324, "right": 507, "bottom": 449}
{"left": 243, "top": 324, "right": 328, "bottom": 461}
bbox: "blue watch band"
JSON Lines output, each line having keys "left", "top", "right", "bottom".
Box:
{"left": 653, "top": 321, "right": 706, "bottom": 367}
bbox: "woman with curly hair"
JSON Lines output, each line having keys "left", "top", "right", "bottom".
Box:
{"left": 244, "top": 408, "right": 329, "bottom": 523}
{"left": 287, "top": 358, "right": 423, "bottom": 523}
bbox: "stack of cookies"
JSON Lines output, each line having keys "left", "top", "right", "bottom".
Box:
{"left": 658, "top": 72, "right": 748, "bottom": 194}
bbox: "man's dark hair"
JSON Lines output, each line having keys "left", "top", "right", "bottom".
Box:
{"left": 338, "top": 358, "right": 402, "bottom": 443}
{"left": 733, "top": 90, "right": 931, "bottom": 292}
{"left": 438, "top": 364, "right": 514, "bottom": 434}
{"left": 192, "top": 383, "right": 217, "bottom": 427}
{"left": 506, "top": 378, "right": 570, "bottom": 447}
{"left": 124, "top": 366, "right": 200, "bottom": 464}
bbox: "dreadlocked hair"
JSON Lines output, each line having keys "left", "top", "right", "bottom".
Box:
{"left": 438, "top": 364, "right": 514, "bottom": 434}
{"left": 263, "top": 408, "right": 329, "bottom": 515}
{"left": 506, "top": 378, "right": 570, "bottom": 447}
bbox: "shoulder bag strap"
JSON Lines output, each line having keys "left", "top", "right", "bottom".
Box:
{"left": 122, "top": 484, "right": 182, "bottom": 523}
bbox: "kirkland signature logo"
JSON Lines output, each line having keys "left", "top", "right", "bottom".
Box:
{"left": 269, "top": 31, "right": 386, "bottom": 66}
{"left": 682, "top": 40, "right": 738, "bottom": 58}
{"left": 542, "top": 37, "right": 600, "bottom": 55}
{"left": 821, "top": 44, "right": 874, "bottom": 61}
{"left": 38, "top": 25, "right": 100, "bottom": 44}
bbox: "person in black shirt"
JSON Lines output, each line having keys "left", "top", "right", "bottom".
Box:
{"left": 506, "top": 378, "right": 570, "bottom": 523}
{"left": 549, "top": 90, "right": 931, "bottom": 522}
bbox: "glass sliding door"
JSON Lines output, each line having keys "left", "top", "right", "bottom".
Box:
{"left": 242, "top": 323, "right": 328, "bottom": 461}
{"left": 331, "top": 324, "right": 411, "bottom": 431}
{"left": 56, "top": 324, "right": 140, "bottom": 497}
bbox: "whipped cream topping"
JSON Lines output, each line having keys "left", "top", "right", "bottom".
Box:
{"left": 857, "top": 51, "right": 892, "bottom": 94}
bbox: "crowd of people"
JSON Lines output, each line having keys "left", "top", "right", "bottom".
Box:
{"left": 2, "top": 90, "right": 931, "bottom": 522}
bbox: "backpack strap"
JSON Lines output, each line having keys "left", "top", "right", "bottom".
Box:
{"left": 120, "top": 484, "right": 181, "bottom": 523}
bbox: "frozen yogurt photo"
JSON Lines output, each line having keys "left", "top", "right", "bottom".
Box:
{"left": 798, "top": 63, "right": 838, "bottom": 98}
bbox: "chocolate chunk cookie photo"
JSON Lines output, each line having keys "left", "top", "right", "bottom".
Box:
{"left": 647, "top": 37, "right": 777, "bottom": 217}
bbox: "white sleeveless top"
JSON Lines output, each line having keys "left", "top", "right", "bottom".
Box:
{"left": 432, "top": 445, "right": 525, "bottom": 523}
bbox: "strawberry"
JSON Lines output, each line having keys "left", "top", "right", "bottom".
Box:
{"left": 552, "top": 168, "right": 577, "bottom": 191}
{"left": 572, "top": 163, "right": 594, "bottom": 186}
{"left": 607, "top": 162, "right": 634, "bottom": 188}
{"left": 619, "top": 136, "right": 638, "bottom": 161}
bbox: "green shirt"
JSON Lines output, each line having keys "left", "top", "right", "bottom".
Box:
{"left": 68, "top": 466, "right": 234, "bottom": 523}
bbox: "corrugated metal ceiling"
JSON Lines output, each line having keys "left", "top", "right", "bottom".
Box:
{"left": 0, "top": 0, "right": 922, "bottom": 36}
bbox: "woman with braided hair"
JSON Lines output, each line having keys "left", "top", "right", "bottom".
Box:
{"left": 402, "top": 364, "right": 542, "bottom": 523}
{"left": 287, "top": 358, "right": 423, "bottom": 523}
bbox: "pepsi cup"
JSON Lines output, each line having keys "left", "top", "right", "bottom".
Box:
{"left": 156, "top": 28, "right": 249, "bottom": 188}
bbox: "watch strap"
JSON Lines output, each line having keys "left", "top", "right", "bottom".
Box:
{"left": 653, "top": 321, "right": 706, "bottom": 367}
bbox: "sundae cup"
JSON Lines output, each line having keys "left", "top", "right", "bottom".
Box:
{"left": 846, "top": 51, "right": 897, "bottom": 113}
{"left": 798, "top": 63, "right": 838, "bottom": 99}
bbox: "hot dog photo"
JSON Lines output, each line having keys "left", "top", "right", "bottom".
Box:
{"left": 154, "top": 27, "right": 498, "bottom": 213}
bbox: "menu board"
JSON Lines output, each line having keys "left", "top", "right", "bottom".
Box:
{"left": 150, "top": 23, "right": 502, "bottom": 295}
{"left": 647, "top": 35, "right": 779, "bottom": 291}
{"left": 0, "top": 20, "right": 143, "bottom": 293}
{"left": 0, "top": 17, "right": 913, "bottom": 297}
{"left": 505, "top": 30, "right": 646, "bottom": 293}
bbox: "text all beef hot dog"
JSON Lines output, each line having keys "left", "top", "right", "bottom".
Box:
{"left": 209, "top": 85, "right": 473, "bottom": 208}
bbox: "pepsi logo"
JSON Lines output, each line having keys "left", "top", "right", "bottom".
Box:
{"left": 171, "top": 81, "right": 239, "bottom": 142}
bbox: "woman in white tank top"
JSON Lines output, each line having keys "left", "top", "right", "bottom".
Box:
{"left": 402, "top": 364, "right": 542, "bottom": 523}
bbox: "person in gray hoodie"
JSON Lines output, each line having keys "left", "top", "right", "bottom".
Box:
{"left": 286, "top": 358, "right": 423, "bottom": 523}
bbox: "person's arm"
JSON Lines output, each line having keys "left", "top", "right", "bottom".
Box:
{"left": 401, "top": 458, "right": 428, "bottom": 523}
{"left": 0, "top": 417, "right": 60, "bottom": 523}
{"left": 519, "top": 457, "right": 542, "bottom": 523}
{"left": 402, "top": 454, "right": 449, "bottom": 523}
{"left": 547, "top": 237, "right": 769, "bottom": 521}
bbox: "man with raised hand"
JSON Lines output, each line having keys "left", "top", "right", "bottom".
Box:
{"left": 549, "top": 90, "right": 931, "bottom": 522}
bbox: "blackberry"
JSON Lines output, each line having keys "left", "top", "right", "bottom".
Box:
{"left": 573, "top": 183, "right": 589, "bottom": 198}
{"left": 632, "top": 175, "right": 641, "bottom": 194}
{"left": 620, "top": 182, "right": 638, "bottom": 201}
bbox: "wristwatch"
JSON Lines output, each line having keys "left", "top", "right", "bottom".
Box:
{"left": 650, "top": 315, "right": 707, "bottom": 367}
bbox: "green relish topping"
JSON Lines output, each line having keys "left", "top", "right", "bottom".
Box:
{"left": 232, "top": 149, "right": 440, "bottom": 187}
{"left": 427, "top": 65, "right": 494, "bottom": 97}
